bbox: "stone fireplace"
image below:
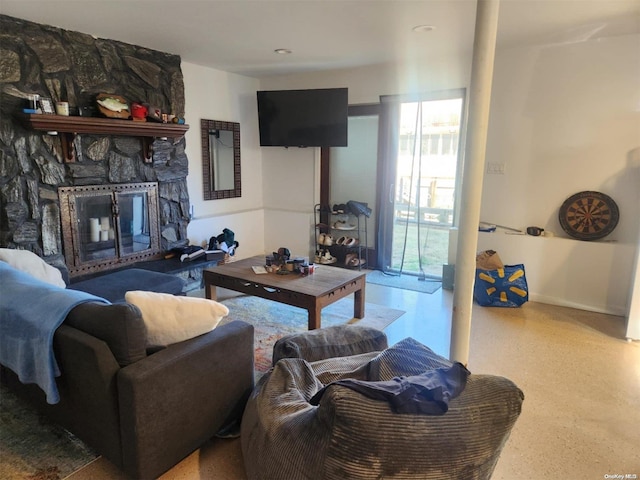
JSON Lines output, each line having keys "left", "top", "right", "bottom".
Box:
{"left": 0, "top": 15, "right": 191, "bottom": 277}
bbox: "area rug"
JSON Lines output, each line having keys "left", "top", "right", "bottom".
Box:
{"left": 0, "top": 384, "right": 98, "bottom": 480}
{"left": 217, "top": 294, "right": 405, "bottom": 372}
{"left": 367, "top": 270, "right": 442, "bottom": 294}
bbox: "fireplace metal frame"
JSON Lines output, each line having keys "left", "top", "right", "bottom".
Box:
{"left": 59, "top": 182, "right": 162, "bottom": 277}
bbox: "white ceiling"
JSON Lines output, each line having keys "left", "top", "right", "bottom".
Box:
{"left": 2, "top": 0, "right": 639, "bottom": 78}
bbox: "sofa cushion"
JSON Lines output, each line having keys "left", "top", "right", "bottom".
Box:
{"left": 124, "top": 291, "right": 229, "bottom": 349}
{"left": 69, "top": 268, "right": 185, "bottom": 303}
{"left": 65, "top": 302, "right": 147, "bottom": 366}
{"left": 0, "top": 248, "right": 66, "bottom": 288}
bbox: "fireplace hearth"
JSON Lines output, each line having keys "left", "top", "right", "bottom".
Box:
{"left": 59, "top": 183, "right": 162, "bottom": 277}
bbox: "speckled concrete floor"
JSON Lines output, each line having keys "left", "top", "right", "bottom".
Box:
{"left": 67, "top": 284, "right": 640, "bottom": 480}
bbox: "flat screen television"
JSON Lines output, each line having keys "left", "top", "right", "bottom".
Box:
{"left": 257, "top": 88, "right": 348, "bottom": 147}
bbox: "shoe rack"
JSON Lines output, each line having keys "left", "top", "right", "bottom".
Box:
{"left": 314, "top": 204, "right": 368, "bottom": 269}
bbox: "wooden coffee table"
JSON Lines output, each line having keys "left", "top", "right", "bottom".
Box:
{"left": 203, "top": 255, "right": 366, "bottom": 330}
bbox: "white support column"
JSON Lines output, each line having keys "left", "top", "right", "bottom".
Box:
{"left": 450, "top": 0, "right": 501, "bottom": 364}
{"left": 626, "top": 234, "right": 640, "bottom": 340}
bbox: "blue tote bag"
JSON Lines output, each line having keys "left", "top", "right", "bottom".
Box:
{"left": 473, "top": 264, "right": 529, "bottom": 307}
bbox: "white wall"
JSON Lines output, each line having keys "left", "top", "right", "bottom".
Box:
{"left": 259, "top": 55, "right": 472, "bottom": 107}
{"left": 627, "top": 246, "right": 640, "bottom": 339}
{"left": 477, "top": 232, "right": 635, "bottom": 315}
{"left": 258, "top": 55, "right": 473, "bottom": 259}
{"left": 257, "top": 35, "right": 639, "bottom": 315}
{"left": 482, "top": 34, "right": 640, "bottom": 244}
{"left": 331, "top": 116, "right": 379, "bottom": 248}
{"left": 182, "top": 62, "right": 266, "bottom": 259}
{"left": 479, "top": 33, "right": 640, "bottom": 316}
{"left": 180, "top": 33, "right": 639, "bottom": 316}
{"left": 261, "top": 147, "right": 320, "bottom": 259}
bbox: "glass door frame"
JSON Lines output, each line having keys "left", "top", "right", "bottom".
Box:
{"left": 377, "top": 88, "right": 467, "bottom": 276}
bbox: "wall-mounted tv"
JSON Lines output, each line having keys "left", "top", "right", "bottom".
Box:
{"left": 257, "top": 88, "right": 348, "bottom": 147}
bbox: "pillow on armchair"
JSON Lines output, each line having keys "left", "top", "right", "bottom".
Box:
{"left": 125, "top": 291, "right": 229, "bottom": 349}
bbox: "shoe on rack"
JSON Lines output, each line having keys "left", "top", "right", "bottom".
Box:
{"left": 344, "top": 237, "right": 359, "bottom": 247}
{"left": 345, "top": 253, "right": 365, "bottom": 268}
{"left": 332, "top": 203, "right": 347, "bottom": 214}
{"left": 352, "top": 258, "right": 366, "bottom": 267}
{"left": 318, "top": 234, "right": 333, "bottom": 246}
{"left": 347, "top": 200, "right": 372, "bottom": 218}
{"left": 320, "top": 251, "right": 337, "bottom": 264}
{"left": 333, "top": 220, "right": 356, "bottom": 230}
{"left": 336, "top": 236, "right": 347, "bottom": 245}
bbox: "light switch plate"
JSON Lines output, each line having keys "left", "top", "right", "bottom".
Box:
{"left": 487, "top": 162, "right": 506, "bottom": 174}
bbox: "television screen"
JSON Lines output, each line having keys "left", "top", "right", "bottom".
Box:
{"left": 257, "top": 88, "right": 348, "bottom": 147}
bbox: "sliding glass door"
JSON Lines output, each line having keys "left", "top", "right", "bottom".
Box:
{"left": 377, "top": 90, "right": 466, "bottom": 278}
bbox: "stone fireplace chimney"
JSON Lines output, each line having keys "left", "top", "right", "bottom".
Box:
{"left": 0, "top": 15, "right": 191, "bottom": 277}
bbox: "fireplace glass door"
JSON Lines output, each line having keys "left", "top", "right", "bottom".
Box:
{"left": 76, "top": 193, "right": 118, "bottom": 264}
{"left": 118, "top": 192, "right": 152, "bottom": 255}
{"left": 59, "top": 183, "right": 161, "bottom": 277}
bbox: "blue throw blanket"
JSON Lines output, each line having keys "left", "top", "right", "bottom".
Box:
{"left": 0, "top": 262, "right": 109, "bottom": 404}
{"left": 310, "top": 362, "right": 470, "bottom": 415}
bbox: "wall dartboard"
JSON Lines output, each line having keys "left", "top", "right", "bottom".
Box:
{"left": 558, "top": 191, "right": 619, "bottom": 241}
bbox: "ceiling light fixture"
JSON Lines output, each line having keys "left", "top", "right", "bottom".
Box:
{"left": 412, "top": 25, "right": 436, "bottom": 33}
{"left": 274, "top": 48, "right": 292, "bottom": 54}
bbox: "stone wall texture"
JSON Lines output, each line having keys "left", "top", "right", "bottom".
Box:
{"left": 0, "top": 15, "right": 190, "bottom": 272}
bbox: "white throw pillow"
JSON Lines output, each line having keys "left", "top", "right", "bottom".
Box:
{"left": 0, "top": 248, "right": 66, "bottom": 288}
{"left": 124, "top": 290, "right": 229, "bottom": 348}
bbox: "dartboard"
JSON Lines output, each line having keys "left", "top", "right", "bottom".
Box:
{"left": 559, "top": 191, "right": 619, "bottom": 241}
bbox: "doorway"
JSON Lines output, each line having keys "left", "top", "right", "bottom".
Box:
{"left": 378, "top": 90, "right": 466, "bottom": 278}
{"left": 325, "top": 104, "right": 381, "bottom": 267}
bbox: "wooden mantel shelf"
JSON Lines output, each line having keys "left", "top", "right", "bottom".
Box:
{"left": 23, "top": 114, "right": 189, "bottom": 163}
{"left": 25, "top": 114, "right": 189, "bottom": 137}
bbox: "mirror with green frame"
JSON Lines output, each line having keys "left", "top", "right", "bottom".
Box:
{"left": 201, "top": 119, "right": 241, "bottom": 200}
